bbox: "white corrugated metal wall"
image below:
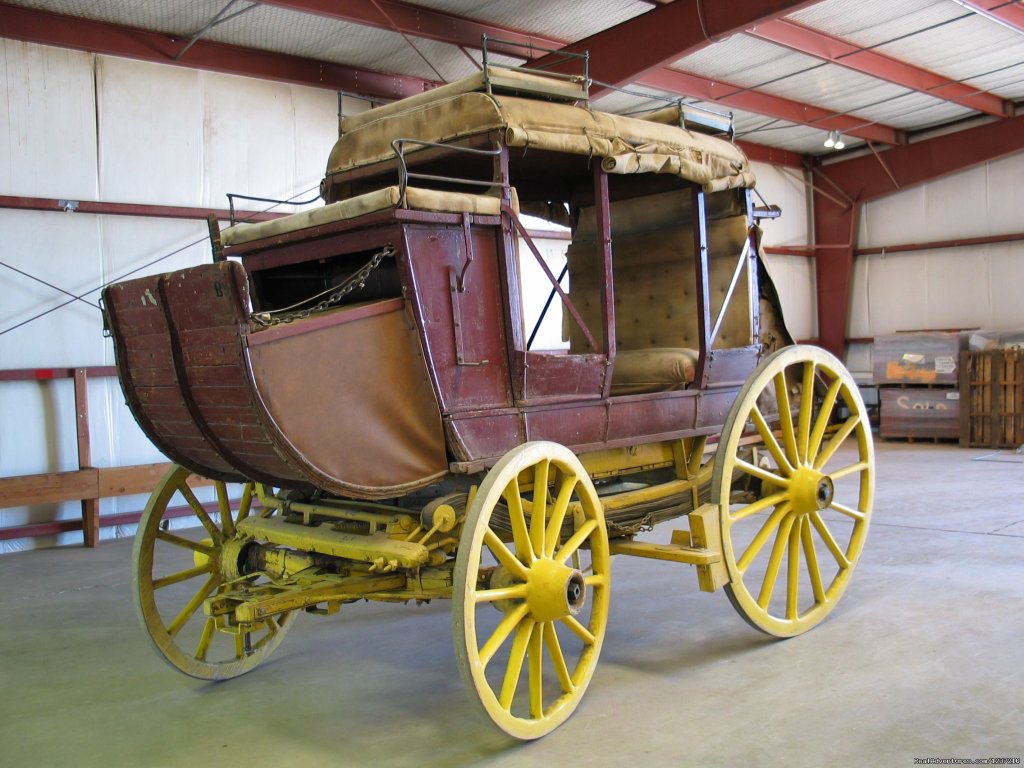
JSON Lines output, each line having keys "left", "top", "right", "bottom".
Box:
{"left": 0, "top": 39, "right": 338, "bottom": 551}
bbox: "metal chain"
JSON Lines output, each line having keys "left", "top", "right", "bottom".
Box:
{"left": 251, "top": 246, "right": 395, "bottom": 327}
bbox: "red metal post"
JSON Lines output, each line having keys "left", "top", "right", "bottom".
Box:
{"left": 812, "top": 201, "right": 858, "bottom": 360}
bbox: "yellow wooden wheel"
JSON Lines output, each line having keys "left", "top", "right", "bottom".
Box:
{"left": 712, "top": 345, "right": 874, "bottom": 637}
{"left": 132, "top": 465, "right": 296, "bottom": 680}
{"left": 452, "top": 442, "right": 611, "bottom": 740}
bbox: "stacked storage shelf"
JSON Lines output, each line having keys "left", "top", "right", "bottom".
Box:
{"left": 960, "top": 347, "right": 1024, "bottom": 449}
{"left": 873, "top": 332, "right": 961, "bottom": 441}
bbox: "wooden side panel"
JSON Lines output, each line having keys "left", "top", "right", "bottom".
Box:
{"left": 403, "top": 224, "right": 513, "bottom": 413}
{"left": 102, "top": 275, "right": 243, "bottom": 481}
{"left": 159, "top": 264, "right": 297, "bottom": 484}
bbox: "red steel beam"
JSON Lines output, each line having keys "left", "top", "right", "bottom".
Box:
{"left": 816, "top": 112, "right": 1024, "bottom": 203}
{"left": 0, "top": 2, "right": 433, "bottom": 101}
{"left": 954, "top": 0, "right": 1024, "bottom": 32}
{"left": 748, "top": 19, "right": 1013, "bottom": 117}
{"left": 736, "top": 141, "right": 806, "bottom": 168}
{"left": 528, "top": 0, "right": 821, "bottom": 92}
{"left": 638, "top": 68, "right": 904, "bottom": 145}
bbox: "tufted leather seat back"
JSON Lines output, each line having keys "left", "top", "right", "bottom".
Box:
{"left": 565, "top": 189, "right": 752, "bottom": 356}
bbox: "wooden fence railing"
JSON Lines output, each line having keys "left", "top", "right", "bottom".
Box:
{"left": 0, "top": 367, "right": 210, "bottom": 547}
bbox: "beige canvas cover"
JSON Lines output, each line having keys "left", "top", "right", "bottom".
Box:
{"left": 327, "top": 68, "right": 754, "bottom": 193}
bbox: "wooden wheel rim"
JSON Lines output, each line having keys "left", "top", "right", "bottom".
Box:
{"left": 713, "top": 346, "right": 875, "bottom": 638}
{"left": 132, "top": 465, "right": 296, "bottom": 680}
{"left": 452, "top": 442, "right": 611, "bottom": 740}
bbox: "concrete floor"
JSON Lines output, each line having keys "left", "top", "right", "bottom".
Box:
{"left": 1, "top": 442, "right": 1022, "bottom": 767}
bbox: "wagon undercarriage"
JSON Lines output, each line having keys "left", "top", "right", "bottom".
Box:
{"left": 136, "top": 342, "right": 872, "bottom": 738}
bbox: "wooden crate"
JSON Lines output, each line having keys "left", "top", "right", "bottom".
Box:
{"left": 879, "top": 387, "right": 960, "bottom": 440}
{"left": 959, "top": 349, "right": 1024, "bottom": 448}
{"left": 873, "top": 332, "right": 961, "bottom": 385}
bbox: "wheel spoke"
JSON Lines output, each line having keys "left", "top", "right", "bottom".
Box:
{"left": 237, "top": 483, "right": 254, "bottom": 523}
{"left": 155, "top": 529, "right": 215, "bottom": 557}
{"left": 808, "top": 376, "right": 842, "bottom": 462}
{"left": 801, "top": 516, "right": 826, "bottom": 605}
{"left": 734, "top": 457, "right": 790, "bottom": 488}
{"left": 560, "top": 614, "right": 596, "bottom": 646}
{"left": 737, "top": 502, "right": 791, "bottom": 573}
{"left": 544, "top": 473, "right": 577, "bottom": 558}
{"left": 166, "top": 572, "right": 220, "bottom": 638}
{"left": 474, "top": 584, "right": 529, "bottom": 604}
{"left": 152, "top": 563, "right": 215, "bottom": 590}
{"left": 774, "top": 371, "right": 799, "bottom": 466}
{"left": 504, "top": 477, "right": 534, "bottom": 563}
{"left": 554, "top": 519, "right": 598, "bottom": 565}
{"left": 499, "top": 618, "right": 535, "bottom": 710}
{"left": 752, "top": 405, "right": 794, "bottom": 476}
{"left": 813, "top": 415, "right": 859, "bottom": 471}
{"left": 483, "top": 529, "right": 530, "bottom": 581}
{"left": 730, "top": 490, "right": 790, "bottom": 523}
{"left": 810, "top": 510, "right": 850, "bottom": 570}
{"left": 757, "top": 513, "right": 795, "bottom": 609}
{"left": 543, "top": 621, "right": 575, "bottom": 694}
{"left": 583, "top": 573, "right": 607, "bottom": 588}
{"left": 216, "top": 482, "right": 235, "bottom": 538}
{"left": 786, "top": 515, "right": 801, "bottom": 620}
{"left": 528, "top": 621, "right": 544, "bottom": 719}
{"left": 530, "top": 460, "right": 549, "bottom": 558}
{"left": 828, "top": 460, "right": 869, "bottom": 481}
{"left": 195, "top": 617, "right": 216, "bottom": 661}
{"left": 797, "top": 361, "right": 816, "bottom": 464}
{"left": 479, "top": 602, "right": 530, "bottom": 668}
{"left": 178, "top": 483, "right": 223, "bottom": 544}
{"left": 830, "top": 501, "right": 866, "bottom": 522}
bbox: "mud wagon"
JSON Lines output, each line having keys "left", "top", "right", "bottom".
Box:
{"left": 103, "top": 63, "right": 874, "bottom": 740}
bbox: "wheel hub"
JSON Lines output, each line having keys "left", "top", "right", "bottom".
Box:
{"left": 526, "top": 559, "right": 586, "bottom": 622}
{"left": 790, "top": 468, "right": 834, "bottom": 515}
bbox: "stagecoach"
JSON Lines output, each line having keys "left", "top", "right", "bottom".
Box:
{"left": 102, "top": 61, "right": 874, "bottom": 740}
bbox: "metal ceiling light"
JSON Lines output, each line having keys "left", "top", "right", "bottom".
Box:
{"left": 824, "top": 130, "right": 837, "bottom": 148}
{"left": 833, "top": 133, "right": 845, "bottom": 150}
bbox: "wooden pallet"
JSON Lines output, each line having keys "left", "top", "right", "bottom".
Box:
{"left": 959, "top": 349, "right": 1024, "bottom": 448}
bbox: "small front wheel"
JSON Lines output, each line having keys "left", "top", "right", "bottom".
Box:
{"left": 133, "top": 465, "right": 296, "bottom": 680}
{"left": 452, "top": 442, "right": 611, "bottom": 740}
{"left": 713, "top": 345, "right": 874, "bottom": 638}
